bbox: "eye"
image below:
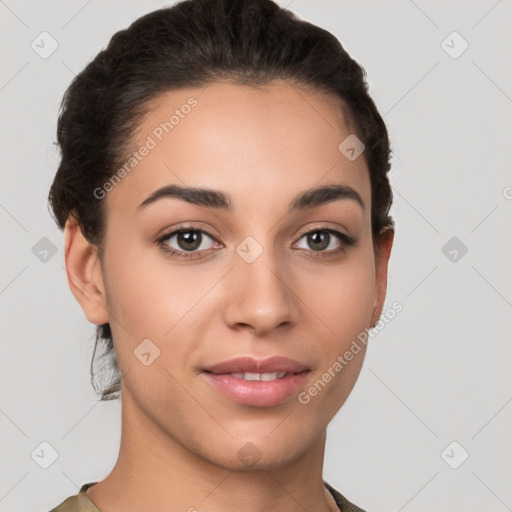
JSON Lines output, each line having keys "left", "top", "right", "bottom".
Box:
{"left": 294, "top": 227, "right": 356, "bottom": 255}
{"left": 156, "top": 225, "right": 357, "bottom": 260}
{"left": 156, "top": 227, "right": 221, "bottom": 258}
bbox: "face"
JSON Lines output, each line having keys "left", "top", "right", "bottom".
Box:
{"left": 68, "top": 80, "right": 393, "bottom": 471}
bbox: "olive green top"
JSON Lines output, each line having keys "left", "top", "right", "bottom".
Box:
{"left": 48, "top": 481, "right": 367, "bottom": 511}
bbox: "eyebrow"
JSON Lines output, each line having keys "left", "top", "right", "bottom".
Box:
{"left": 137, "top": 183, "right": 365, "bottom": 213}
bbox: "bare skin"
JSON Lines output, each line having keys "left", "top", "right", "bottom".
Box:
{"left": 64, "top": 80, "right": 393, "bottom": 512}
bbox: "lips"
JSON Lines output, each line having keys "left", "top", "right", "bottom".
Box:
{"left": 202, "top": 356, "right": 311, "bottom": 407}
{"left": 203, "top": 356, "right": 309, "bottom": 375}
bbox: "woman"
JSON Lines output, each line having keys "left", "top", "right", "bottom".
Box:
{"left": 47, "top": 0, "right": 394, "bottom": 510}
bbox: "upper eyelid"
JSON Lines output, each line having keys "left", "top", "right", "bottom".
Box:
{"left": 158, "top": 227, "right": 219, "bottom": 243}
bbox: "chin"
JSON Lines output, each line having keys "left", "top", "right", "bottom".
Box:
{"left": 208, "top": 447, "right": 307, "bottom": 473}
{"left": 196, "top": 429, "right": 318, "bottom": 472}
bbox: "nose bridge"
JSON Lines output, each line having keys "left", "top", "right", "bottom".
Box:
{"left": 222, "top": 235, "right": 298, "bottom": 334}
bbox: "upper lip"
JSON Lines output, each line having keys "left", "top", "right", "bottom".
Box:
{"left": 203, "top": 356, "right": 310, "bottom": 374}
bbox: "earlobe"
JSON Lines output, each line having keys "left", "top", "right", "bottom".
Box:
{"left": 372, "top": 227, "right": 395, "bottom": 327}
{"left": 64, "top": 215, "right": 109, "bottom": 325}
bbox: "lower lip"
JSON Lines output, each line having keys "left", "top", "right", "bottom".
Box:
{"left": 202, "top": 371, "right": 310, "bottom": 407}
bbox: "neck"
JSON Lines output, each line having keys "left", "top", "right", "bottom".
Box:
{"left": 87, "top": 387, "right": 339, "bottom": 512}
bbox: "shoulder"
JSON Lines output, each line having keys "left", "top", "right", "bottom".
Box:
{"left": 324, "top": 481, "right": 368, "bottom": 512}
{"left": 47, "top": 482, "right": 100, "bottom": 512}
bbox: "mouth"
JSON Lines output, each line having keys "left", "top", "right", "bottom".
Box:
{"left": 201, "top": 356, "right": 311, "bottom": 407}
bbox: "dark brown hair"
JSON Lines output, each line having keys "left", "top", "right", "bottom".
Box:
{"left": 48, "top": 0, "right": 394, "bottom": 401}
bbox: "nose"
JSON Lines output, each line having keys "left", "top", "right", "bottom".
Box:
{"left": 221, "top": 244, "right": 299, "bottom": 336}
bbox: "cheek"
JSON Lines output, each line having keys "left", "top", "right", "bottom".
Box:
{"left": 102, "top": 235, "right": 204, "bottom": 333}
{"left": 299, "top": 250, "right": 376, "bottom": 340}
{"left": 295, "top": 257, "right": 375, "bottom": 423}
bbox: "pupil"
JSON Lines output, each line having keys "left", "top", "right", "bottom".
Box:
{"left": 178, "top": 230, "right": 201, "bottom": 251}
{"left": 309, "top": 231, "right": 329, "bottom": 251}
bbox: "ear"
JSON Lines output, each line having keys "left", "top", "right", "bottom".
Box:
{"left": 371, "top": 227, "right": 394, "bottom": 327}
{"left": 64, "top": 215, "right": 109, "bottom": 325}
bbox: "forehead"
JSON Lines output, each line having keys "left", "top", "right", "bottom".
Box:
{"left": 105, "top": 79, "right": 371, "bottom": 218}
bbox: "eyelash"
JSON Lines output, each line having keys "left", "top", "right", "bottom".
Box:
{"left": 155, "top": 224, "right": 357, "bottom": 260}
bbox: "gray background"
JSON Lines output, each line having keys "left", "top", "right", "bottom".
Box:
{"left": 1, "top": 1, "right": 511, "bottom": 511}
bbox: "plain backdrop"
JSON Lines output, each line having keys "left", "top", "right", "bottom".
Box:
{"left": 1, "top": 1, "right": 511, "bottom": 511}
